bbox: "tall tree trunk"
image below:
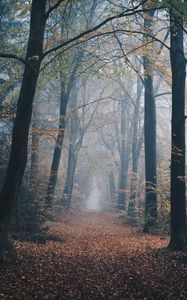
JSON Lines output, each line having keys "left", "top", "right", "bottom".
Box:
{"left": 118, "top": 98, "right": 127, "bottom": 210}
{"left": 0, "top": 0, "right": 46, "bottom": 262}
{"left": 45, "top": 48, "right": 84, "bottom": 205}
{"left": 45, "top": 83, "right": 68, "bottom": 204}
{"left": 128, "top": 77, "right": 143, "bottom": 217}
{"left": 168, "top": 5, "right": 187, "bottom": 250}
{"left": 61, "top": 81, "right": 82, "bottom": 209}
{"left": 143, "top": 8, "right": 157, "bottom": 232}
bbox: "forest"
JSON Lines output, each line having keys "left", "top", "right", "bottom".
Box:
{"left": 0, "top": 0, "right": 187, "bottom": 299}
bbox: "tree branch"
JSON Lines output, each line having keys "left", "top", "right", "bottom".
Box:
{"left": 0, "top": 53, "right": 27, "bottom": 65}
{"left": 45, "top": 0, "right": 67, "bottom": 20}
{"left": 43, "top": 0, "right": 165, "bottom": 57}
{"left": 113, "top": 29, "right": 145, "bottom": 85}
{"left": 155, "top": 92, "right": 171, "bottom": 98}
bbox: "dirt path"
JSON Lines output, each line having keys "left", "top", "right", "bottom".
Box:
{"left": 0, "top": 212, "right": 187, "bottom": 300}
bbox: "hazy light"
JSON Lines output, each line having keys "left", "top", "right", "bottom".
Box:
{"left": 86, "top": 178, "right": 101, "bottom": 211}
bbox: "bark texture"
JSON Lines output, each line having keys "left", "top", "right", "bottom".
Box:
{"left": 118, "top": 97, "right": 129, "bottom": 210}
{"left": 168, "top": 5, "right": 187, "bottom": 250}
{"left": 143, "top": 8, "right": 157, "bottom": 232}
{"left": 128, "top": 77, "right": 143, "bottom": 217}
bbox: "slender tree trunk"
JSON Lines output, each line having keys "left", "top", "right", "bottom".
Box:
{"left": 128, "top": 77, "right": 142, "bottom": 217}
{"left": 168, "top": 6, "right": 187, "bottom": 250}
{"left": 143, "top": 8, "right": 157, "bottom": 232}
{"left": 60, "top": 5, "right": 98, "bottom": 208}
{"left": 144, "top": 71, "right": 157, "bottom": 231}
{"left": 45, "top": 45, "right": 84, "bottom": 205}
{"left": 45, "top": 83, "right": 68, "bottom": 204}
{"left": 61, "top": 82, "right": 82, "bottom": 209}
{"left": 118, "top": 98, "right": 127, "bottom": 210}
{"left": 0, "top": 0, "right": 46, "bottom": 262}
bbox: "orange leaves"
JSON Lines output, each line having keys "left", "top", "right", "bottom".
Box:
{"left": 0, "top": 212, "right": 187, "bottom": 299}
{"left": 31, "top": 127, "right": 65, "bottom": 139}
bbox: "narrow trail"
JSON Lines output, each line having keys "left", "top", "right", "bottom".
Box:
{"left": 0, "top": 212, "right": 187, "bottom": 300}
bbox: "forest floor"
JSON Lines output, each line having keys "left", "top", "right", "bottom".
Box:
{"left": 0, "top": 212, "right": 187, "bottom": 300}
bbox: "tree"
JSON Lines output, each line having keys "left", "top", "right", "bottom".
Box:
{"left": 118, "top": 92, "right": 130, "bottom": 210}
{"left": 45, "top": 75, "right": 71, "bottom": 205}
{"left": 62, "top": 77, "right": 98, "bottom": 209}
{"left": 168, "top": 1, "right": 187, "bottom": 250}
{"left": 0, "top": 0, "right": 47, "bottom": 263}
{"left": 99, "top": 123, "right": 117, "bottom": 204}
{"left": 128, "top": 75, "right": 143, "bottom": 217}
{"left": 143, "top": 6, "right": 157, "bottom": 232}
{"left": 45, "top": 0, "right": 98, "bottom": 205}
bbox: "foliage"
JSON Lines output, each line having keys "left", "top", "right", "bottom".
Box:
{"left": 12, "top": 179, "right": 52, "bottom": 240}
{"left": 126, "top": 162, "right": 171, "bottom": 234}
{"left": 157, "top": 162, "right": 170, "bottom": 234}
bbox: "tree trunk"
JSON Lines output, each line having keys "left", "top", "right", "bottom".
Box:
{"left": 45, "top": 83, "right": 68, "bottom": 204}
{"left": 109, "top": 170, "right": 116, "bottom": 200}
{"left": 118, "top": 98, "right": 127, "bottom": 210}
{"left": 143, "top": 8, "right": 157, "bottom": 232}
{"left": 168, "top": 6, "right": 187, "bottom": 250}
{"left": 61, "top": 81, "right": 82, "bottom": 209}
{"left": 62, "top": 144, "right": 77, "bottom": 209}
{"left": 45, "top": 45, "right": 84, "bottom": 205}
{"left": 128, "top": 77, "right": 142, "bottom": 217}
{"left": 0, "top": 0, "right": 46, "bottom": 262}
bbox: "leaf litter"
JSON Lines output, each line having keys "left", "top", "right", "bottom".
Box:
{"left": 0, "top": 212, "right": 187, "bottom": 300}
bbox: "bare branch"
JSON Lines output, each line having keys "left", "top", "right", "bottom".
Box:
{"left": 45, "top": 0, "right": 66, "bottom": 20}
{"left": 155, "top": 92, "right": 171, "bottom": 98}
{"left": 113, "top": 30, "right": 145, "bottom": 85}
{"left": 0, "top": 53, "right": 27, "bottom": 65}
{"left": 43, "top": 0, "right": 165, "bottom": 57}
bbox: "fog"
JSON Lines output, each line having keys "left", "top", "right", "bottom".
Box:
{"left": 86, "top": 178, "right": 102, "bottom": 211}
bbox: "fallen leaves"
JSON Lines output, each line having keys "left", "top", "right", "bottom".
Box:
{"left": 0, "top": 212, "right": 187, "bottom": 299}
